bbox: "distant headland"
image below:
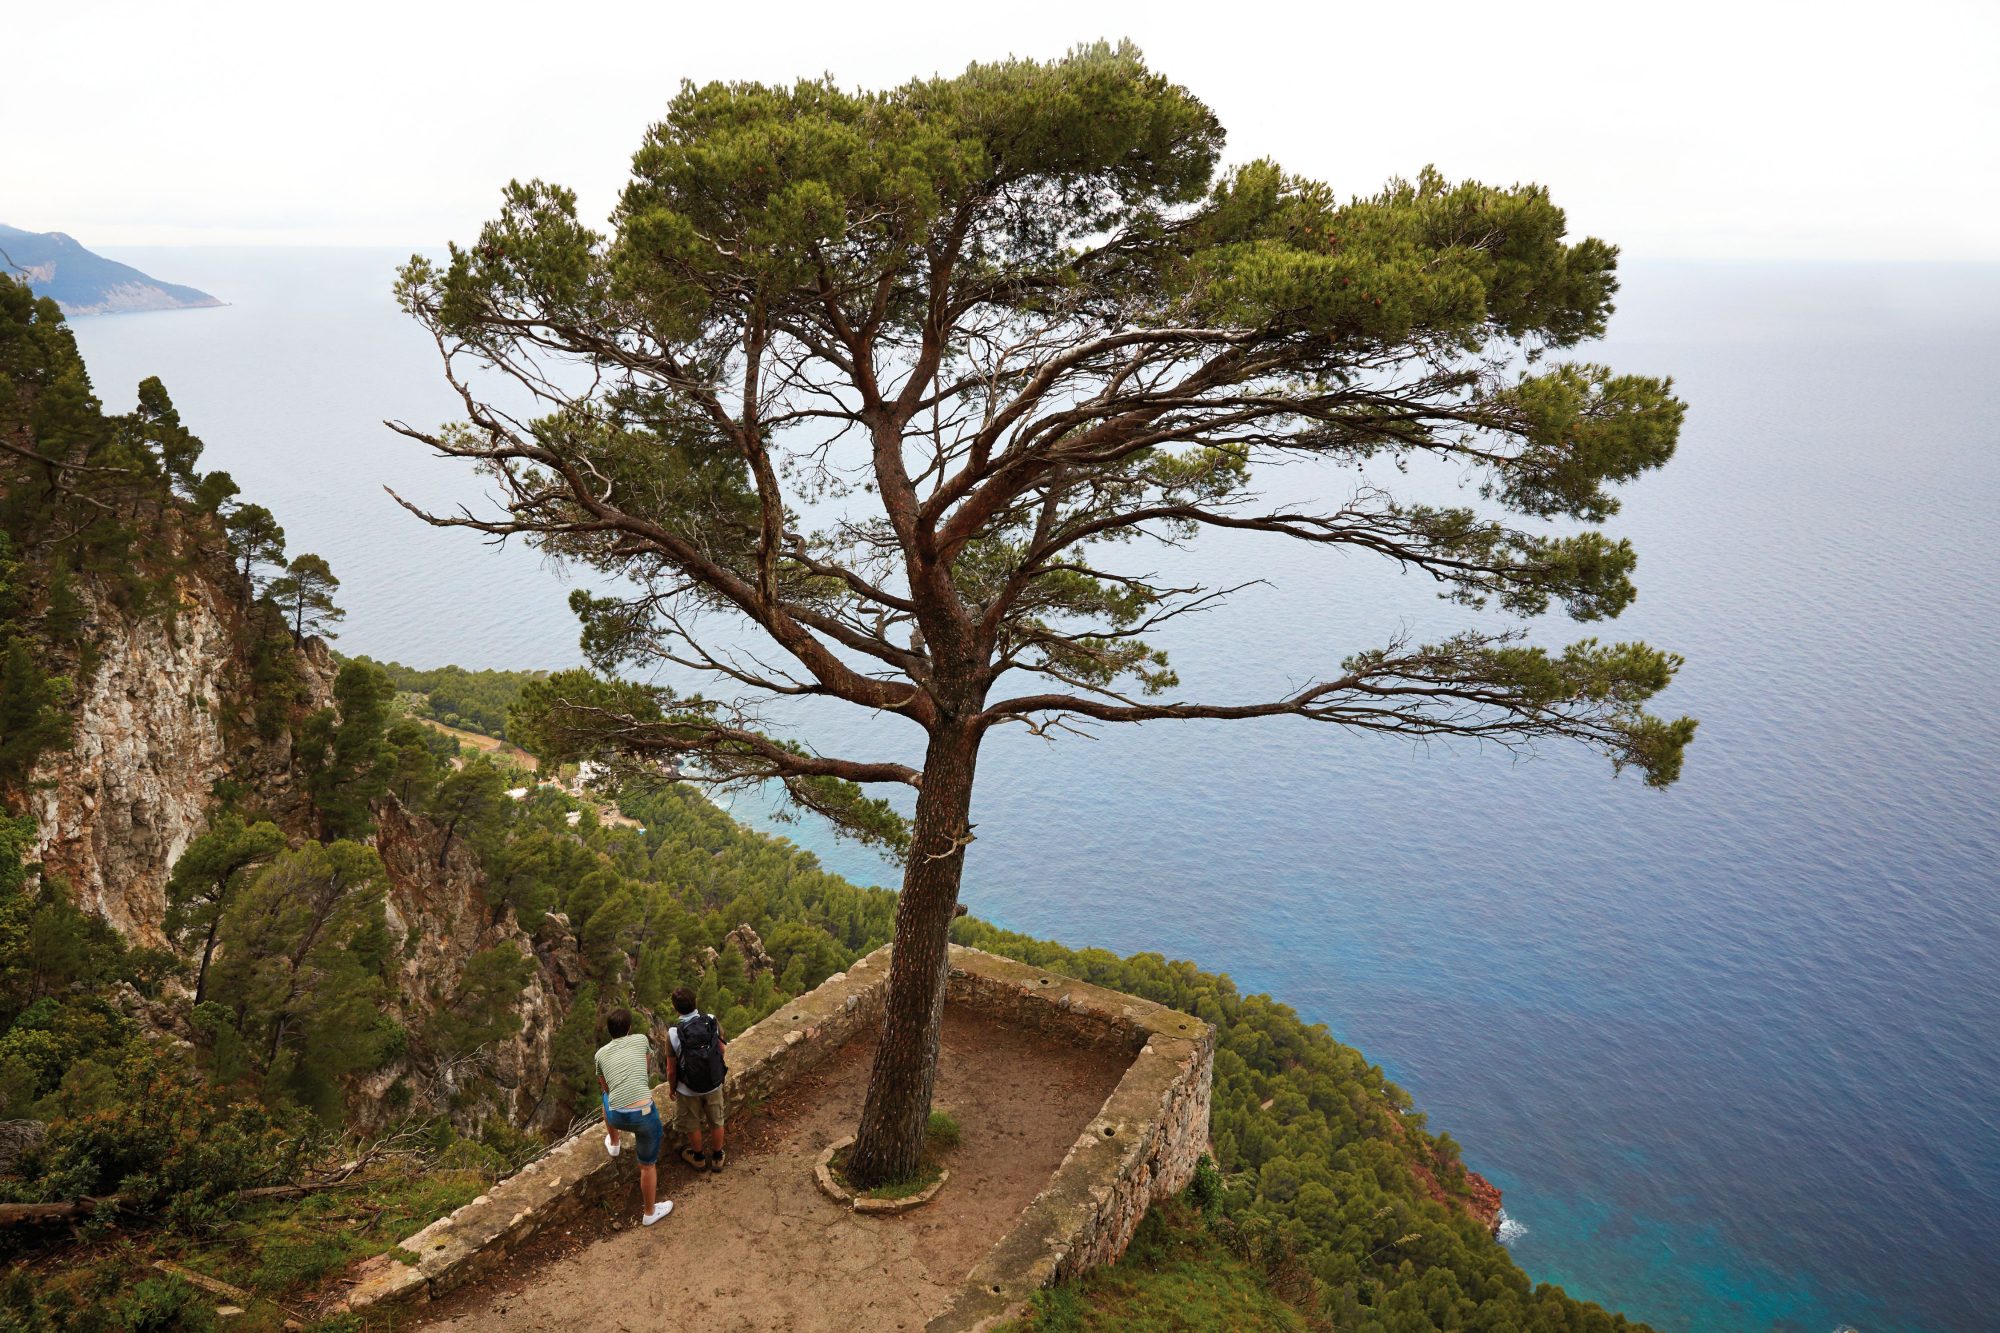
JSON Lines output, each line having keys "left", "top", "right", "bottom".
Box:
{"left": 0, "top": 223, "right": 222, "bottom": 316}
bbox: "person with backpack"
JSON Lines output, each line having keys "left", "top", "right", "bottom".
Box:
{"left": 594, "top": 1007, "right": 672, "bottom": 1227}
{"left": 666, "top": 986, "right": 728, "bottom": 1171}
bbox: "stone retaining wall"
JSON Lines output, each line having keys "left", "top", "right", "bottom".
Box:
{"left": 336, "top": 943, "right": 1215, "bottom": 1328}
{"left": 927, "top": 946, "right": 1216, "bottom": 1332}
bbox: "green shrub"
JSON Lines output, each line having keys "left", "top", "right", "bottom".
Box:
{"left": 438, "top": 1136, "right": 509, "bottom": 1177}
{"left": 114, "top": 1275, "right": 219, "bottom": 1333}
{"left": 10, "top": 1044, "right": 301, "bottom": 1214}
{"left": 1187, "top": 1153, "right": 1223, "bottom": 1217}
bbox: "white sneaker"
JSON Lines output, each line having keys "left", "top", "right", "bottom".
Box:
{"left": 642, "top": 1201, "right": 673, "bottom": 1227}
{"left": 605, "top": 1133, "right": 621, "bottom": 1158}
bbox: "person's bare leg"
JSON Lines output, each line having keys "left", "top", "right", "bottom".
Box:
{"left": 640, "top": 1163, "right": 656, "bottom": 1214}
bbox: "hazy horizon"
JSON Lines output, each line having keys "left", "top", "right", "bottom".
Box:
{"left": 9, "top": 0, "right": 1998, "bottom": 262}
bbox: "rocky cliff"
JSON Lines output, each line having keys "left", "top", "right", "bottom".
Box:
{"left": 1410, "top": 1158, "right": 1504, "bottom": 1235}
{"left": 364, "top": 800, "right": 577, "bottom": 1134}
{"left": 23, "top": 550, "right": 577, "bottom": 1133}
{"left": 28, "top": 571, "right": 332, "bottom": 943}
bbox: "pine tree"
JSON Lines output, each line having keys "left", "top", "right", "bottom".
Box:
{"left": 163, "top": 813, "right": 287, "bottom": 1005}
{"left": 416, "top": 943, "right": 531, "bottom": 1071}
{"left": 131, "top": 377, "right": 203, "bottom": 500}
{"left": 0, "top": 533, "right": 73, "bottom": 800}
{"left": 224, "top": 503, "right": 286, "bottom": 593}
{"left": 546, "top": 980, "right": 601, "bottom": 1119}
{"left": 204, "top": 840, "right": 394, "bottom": 1118}
{"left": 297, "top": 660, "right": 396, "bottom": 840}
{"left": 382, "top": 719, "right": 450, "bottom": 807}
{"left": 425, "top": 758, "right": 511, "bottom": 869}
{"left": 398, "top": 42, "right": 1696, "bottom": 1183}
{"left": 265, "top": 552, "right": 342, "bottom": 643}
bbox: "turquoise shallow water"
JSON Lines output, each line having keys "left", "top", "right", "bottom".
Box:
{"left": 69, "top": 251, "right": 2000, "bottom": 1332}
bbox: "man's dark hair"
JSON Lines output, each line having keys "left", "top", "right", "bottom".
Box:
{"left": 606, "top": 1007, "right": 632, "bottom": 1038}
{"left": 671, "top": 987, "right": 697, "bottom": 1016}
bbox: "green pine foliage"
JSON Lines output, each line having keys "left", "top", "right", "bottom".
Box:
{"left": 263, "top": 552, "right": 342, "bottom": 644}
{"left": 295, "top": 660, "right": 398, "bottom": 840}
{"left": 427, "top": 758, "right": 514, "bottom": 870}
{"left": 163, "top": 813, "right": 286, "bottom": 1006}
{"left": 20, "top": 1042, "right": 306, "bottom": 1216}
{"left": 414, "top": 943, "right": 532, "bottom": 1078}
{"left": 195, "top": 840, "right": 398, "bottom": 1121}
{"left": 1012, "top": 1200, "right": 1314, "bottom": 1331}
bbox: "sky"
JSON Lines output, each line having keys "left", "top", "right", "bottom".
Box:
{"left": 7, "top": 0, "right": 1998, "bottom": 260}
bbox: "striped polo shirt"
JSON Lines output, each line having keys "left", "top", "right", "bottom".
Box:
{"left": 594, "top": 1033, "right": 656, "bottom": 1109}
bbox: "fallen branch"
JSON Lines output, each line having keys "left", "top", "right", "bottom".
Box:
{"left": 0, "top": 1124, "right": 440, "bottom": 1229}
{"left": 152, "top": 1259, "right": 254, "bottom": 1303}
{"left": 235, "top": 1179, "right": 369, "bottom": 1203}
{"left": 0, "top": 1164, "right": 373, "bottom": 1227}
{"left": 0, "top": 1197, "right": 112, "bottom": 1226}
{"left": 153, "top": 1260, "right": 307, "bottom": 1329}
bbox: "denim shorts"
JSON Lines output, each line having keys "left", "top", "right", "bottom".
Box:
{"left": 606, "top": 1101, "right": 663, "bottom": 1165}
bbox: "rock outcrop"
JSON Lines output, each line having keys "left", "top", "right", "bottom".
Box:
{"left": 364, "top": 800, "right": 572, "bottom": 1134}
{"left": 21, "top": 551, "right": 570, "bottom": 1136}
{"left": 1409, "top": 1155, "right": 1504, "bottom": 1236}
{"left": 1463, "top": 1169, "right": 1503, "bottom": 1232}
{"left": 700, "top": 922, "right": 775, "bottom": 978}
{"left": 28, "top": 572, "right": 330, "bottom": 943}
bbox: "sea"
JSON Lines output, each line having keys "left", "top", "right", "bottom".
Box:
{"left": 67, "top": 249, "right": 2000, "bottom": 1333}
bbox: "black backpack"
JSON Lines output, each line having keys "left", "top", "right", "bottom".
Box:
{"left": 676, "top": 1013, "right": 726, "bottom": 1094}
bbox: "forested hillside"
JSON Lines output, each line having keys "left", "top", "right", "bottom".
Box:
{"left": 0, "top": 277, "right": 1646, "bottom": 1330}
{"left": 348, "top": 659, "right": 547, "bottom": 741}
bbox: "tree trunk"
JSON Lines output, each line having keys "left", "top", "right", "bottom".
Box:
{"left": 436, "top": 814, "right": 460, "bottom": 869}
{"left": 193, "top": 912, "right": 220, "bottom": 1006}
{"left": 845, "top": 722, "right": 980, "bottom": 1187}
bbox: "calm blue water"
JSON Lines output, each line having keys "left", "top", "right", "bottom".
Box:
{"left": 71, "top": 251, "right": 2000, "bottom": 1332}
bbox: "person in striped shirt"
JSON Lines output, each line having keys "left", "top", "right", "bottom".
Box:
{"left": 595, "top": 1007, "right": 672, "bottom": 1226}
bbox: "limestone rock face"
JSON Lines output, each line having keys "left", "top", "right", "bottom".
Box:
{"left": 20, "top": 550, "right": 570, "bottom": 1138}
{"left": 365, "top": 800, "right": 572, "bottom": 1135}
{"left": 721, "top": 923, "right": 775, "bottom": 976}
{"left": 28, "top": 574, "right": 330, "bottom": 944}
{"left": 698, "top": 922, "right": 776, "bottom": 979}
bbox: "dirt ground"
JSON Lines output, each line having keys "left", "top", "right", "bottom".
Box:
{"left": 418, "top": 1006, "right": 1131, "bottom": 1333}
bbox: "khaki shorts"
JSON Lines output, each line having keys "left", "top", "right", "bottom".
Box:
{"left": 675, "top": 1087, "right": 726, "bottom": 1133}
